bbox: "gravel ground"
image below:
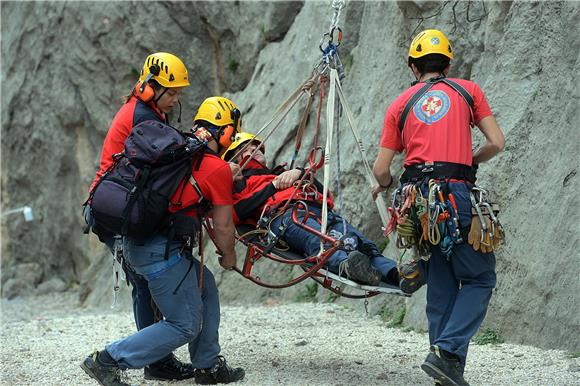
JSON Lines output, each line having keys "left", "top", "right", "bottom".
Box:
{"left": 1, "top": 292, "right": 579, "bottom": 386}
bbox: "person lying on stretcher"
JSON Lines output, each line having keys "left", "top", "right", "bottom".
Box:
{"left": 223, "top": 133, "right": 422, "bottom": 293}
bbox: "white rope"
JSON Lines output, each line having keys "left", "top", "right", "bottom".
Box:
{"left": 233, "top": 82, "right": 309, "bottom": 176}
{"left": 332, "top": 70, "right": 390, "bottom": 227}
{"left": 319, "top": 68, "right": 338, "bottom": 255}
{"left": 329, "top": 0, "right": 345, "bottom": 31}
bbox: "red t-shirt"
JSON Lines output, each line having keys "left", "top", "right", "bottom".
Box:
{"left": 380, "top": 78, "right": 492, "bottom": 167}
{"left": 169, "top": 154, "right": 233, "bottom": 217}
{"left": 232, "top": 159, "right": 334, "bottom": 225}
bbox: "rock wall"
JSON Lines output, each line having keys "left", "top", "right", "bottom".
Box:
{"left": 1, "top": 1, "right": 578, "bottom": 352}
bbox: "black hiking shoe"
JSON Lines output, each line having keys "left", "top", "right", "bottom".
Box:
{"left": 194, "top": 355, "right": 245, "bottom": 384}
{"left": 80, "top": 351, "right": 129, "bottom": 386}
{"left": 421, "top": 345, "right": 469, "bottom": 386}
{"left": 399, "top": 259, "right": 425, "bottom": 294}
{"left": 344, "top": 251, "right": 382, "bottom": 286}
{"left": 144, "top": 353, "right": 195, "bottom": 380}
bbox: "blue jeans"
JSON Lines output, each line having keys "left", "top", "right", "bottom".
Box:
{"left": 417, "top": 182, "right": 496, "bottom": 365}
{"left": 103, "top": 236, "right": 157, "bottom": 331}
{"left": 105, "top": 235, "right": 221, "bottom": 369}
{"left": 270, "top": 207, "right": 397, "bottom": 283}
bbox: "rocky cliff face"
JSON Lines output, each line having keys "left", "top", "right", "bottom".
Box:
{"left": 2, "top": 1, "right": 578, "bottom": 352}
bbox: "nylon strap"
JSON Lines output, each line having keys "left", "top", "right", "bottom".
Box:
{"left": 398, "top": 82, "right": 433, "bottom": 132}
{"left": 319, "top": 69, "right": 337, "bottom": 254}
{"left": 334, "top": 71, "right": 390, "bottom": 227}
{"left": 189, "top": 176, "right": 205, "bottom": 203}
{"left": 398, "top": 78, "right": 475, "bottom": 132}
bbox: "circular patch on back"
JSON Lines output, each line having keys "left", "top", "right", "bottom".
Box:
{"left": 413, "top": 90, "right": 450, "bottom": 125}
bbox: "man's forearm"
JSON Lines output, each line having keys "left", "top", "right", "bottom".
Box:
{"left": 213, "top": 221, "right": 236, "bottom": 258}
{"left": 472, "top": 142, "right": 503, "bottom": 164}
{"left": 373, "top": 168, "right": 393, "bottom": 187}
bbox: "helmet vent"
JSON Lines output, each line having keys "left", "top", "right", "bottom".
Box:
{"left": 169, "top": 74, "right": 175, "bottom": 82}
{"left": 217, "top": 100, "right": 225, "bottom": 111}
{"left": 215, "top": 112, "right": 222, "bottom": 120}
{"left": 416, "top": 44, "right": 422, "bottom": 52}
{"left": 448, "top": 45, "right": 452, "bottom": 53}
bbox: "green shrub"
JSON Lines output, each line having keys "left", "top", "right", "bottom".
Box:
{"left": 472, "top": 328, "right": 504, "bottom": 345}
{"left": 295, "top": 282, "right": 318, "bottom": 302}
{"left": 228, "top": 58, "right": 239, "bottom": 73}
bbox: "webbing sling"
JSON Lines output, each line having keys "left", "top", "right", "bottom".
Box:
{"left": 398, "top": 77, "right": 475, "bottom": 132}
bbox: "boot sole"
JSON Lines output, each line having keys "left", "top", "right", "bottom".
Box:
{"left": 144, "top": 373, "right": 194, "bottom": 381}
{"left": 421, "top": 362, "right": 462, "bottom": 386}
{"left": 80, "top": 361, "right": 107, "bottom": 386}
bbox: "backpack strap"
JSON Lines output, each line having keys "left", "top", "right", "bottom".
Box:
{"left": 189, "top": 175, "right": 205, "bottom": 203}
{"left": 398, "top": 82, "right": 435, "bottom": 132}
{"left": 162, "top": 176, "right": 206, "bottom": 260}
{"left": 439, "top": 78, "right": 475, "bottom": 127}
{"left": 398, "top": 77, "right": 476, "bottom": 132}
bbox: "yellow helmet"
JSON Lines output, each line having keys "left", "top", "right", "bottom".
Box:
{"left": 194, "top": 96, "right": 241, "bottom": 131}
{"left": 408, "top": 29, "right": 453, "bottom": 61}
{"left": 139, "top": 52, "right": 190, "bottom": 88}
{"left": 222, "top": 132, "right": 264, "bottom": 161}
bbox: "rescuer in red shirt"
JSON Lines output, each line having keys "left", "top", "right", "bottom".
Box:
{"left": 85, "top": 52, "right": 196, "bottom": 381}
{"left": 82, "top": 97, "right": 244, "bottom": 385}
{"left": 371, "top": 30, "right": 505, "bottom": 386}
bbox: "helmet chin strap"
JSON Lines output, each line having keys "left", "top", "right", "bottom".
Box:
{"left": 154, "top": 87, "right": 168, "bottom": 105}
{"left": 177, "top": 100, "right": 182, "bottom": 123}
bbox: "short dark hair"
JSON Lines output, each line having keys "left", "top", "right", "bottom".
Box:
{"left": 408, "top": 54, "right": 450, "bottom": 75}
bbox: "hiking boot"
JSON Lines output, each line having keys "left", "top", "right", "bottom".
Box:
{"left": 80, "top": 351, "right": 129, "bottom": 386}
{"left": 144, "top": 353, "right": 195, "bottom": 380}
{"left": 344, "top": 251, "right": 382, "bottom": 286}
{"left": 421, "top": 345, "right": 469, "bottom": 386}
{"left": 194, "top": 355, "right": 245, "bottom": 384}
{"left": 399, "top": 259, "right": 425, "bottom": 294}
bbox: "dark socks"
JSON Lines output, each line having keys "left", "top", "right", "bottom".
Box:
{"left": 440, "top": 348, "right": 461, "bottom": 362}
{"left": 97, "top": 349, "right": 117, "bottom": 367}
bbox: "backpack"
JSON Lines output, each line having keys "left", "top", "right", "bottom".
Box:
{"left": 86, "top": 120, "right": 208, "bottom": 246}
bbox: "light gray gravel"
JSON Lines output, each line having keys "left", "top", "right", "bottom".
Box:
{"left": 1, "top": 292, "right": 579, "bottom": 386}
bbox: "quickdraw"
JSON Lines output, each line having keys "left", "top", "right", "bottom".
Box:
{"left": 467, "top": 187, "right": 504, "bottom": 253}
{"left": 386, "top": 180, "right": 505, "bottom": 258}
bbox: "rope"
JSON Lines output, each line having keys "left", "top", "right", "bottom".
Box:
{"left": 290, "top": 79, "right": 317, "bottom": 169}
{"left": 332, "top": 71, "right": 390, "bottom": 227}
{"left": 333, "top": 85, "right": 347, "bottom": 235}
{"left": 329, "top": 0, "right": 345, "bottom": 31}
{"left": 319, "top": 68, "right": 337, "bottom": 254}
{"left": 234, "top": 75, "right": 316, "bottom": 176}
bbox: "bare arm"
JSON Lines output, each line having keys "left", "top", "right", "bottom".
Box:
{"left": 472, "top": 115, "right": 505, "bottom": 164}
{"left": 211, "top": 204, "right": 237, "bottom": 269}
{"left": 371, "top": 147, "right": 397, "bottom": 200}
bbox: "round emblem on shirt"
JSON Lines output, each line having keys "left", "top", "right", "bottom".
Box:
{"left": 413, "top": 90, "right": 450, "bottom": 125}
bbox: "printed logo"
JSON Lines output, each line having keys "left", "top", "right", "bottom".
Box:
{"left": 413, "top": 90, "right": 450, "bottom": 124}
{"left": 431, "top": 37, "right": 440, "bottom": 45}
{"left": 192, "top": 126, "right": 212, "bottom": 143}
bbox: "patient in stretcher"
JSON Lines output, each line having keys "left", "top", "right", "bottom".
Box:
{"left": 223, "top": 133, "right": 422, "bottom": 293}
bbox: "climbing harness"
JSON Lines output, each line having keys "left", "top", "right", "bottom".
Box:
{"left": 386, "top": 174, "right": 505, "bottom": 258}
